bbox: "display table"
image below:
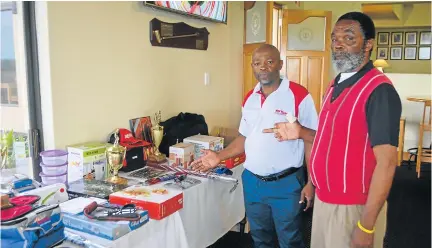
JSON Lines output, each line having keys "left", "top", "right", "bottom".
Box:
{"left": 57, "top": 165, "right": 245, "bottom": 248}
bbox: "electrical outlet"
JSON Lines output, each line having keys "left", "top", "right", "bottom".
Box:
{"left": 204, "top": 72, "right": 210, "bottom": 86}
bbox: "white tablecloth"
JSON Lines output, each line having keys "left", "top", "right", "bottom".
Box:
{"left": 59, "top": 165, "right": 245, "bottom": 248}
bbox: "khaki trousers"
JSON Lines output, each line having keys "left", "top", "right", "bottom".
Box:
{"left": 310, "top": 195, "right": 387, "bottom": 248}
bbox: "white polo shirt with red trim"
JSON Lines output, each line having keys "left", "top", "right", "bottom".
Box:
{"left": 239, "top": 78, "right": 318, "bottom": 176}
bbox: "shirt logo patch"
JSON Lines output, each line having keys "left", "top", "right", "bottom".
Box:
{"left": 275, "top": 109, "right": 287, "bottom": 115}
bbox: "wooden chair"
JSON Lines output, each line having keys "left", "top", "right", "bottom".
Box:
{"left": 416, "top": 100, "right": 432, "bottom": 178}
{"left": 397, "top": 118, "right": 406, "bottom": 166}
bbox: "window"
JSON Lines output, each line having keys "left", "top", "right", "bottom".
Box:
{"left": 1, "top": 2, "right": 43, "bottom": 180}
{"left": 1, "top": 2, "right": 19, "bottom": 106}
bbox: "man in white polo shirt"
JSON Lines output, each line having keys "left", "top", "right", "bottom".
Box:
{"left": 191, "top": 44, "right": 318, "bottom": 247}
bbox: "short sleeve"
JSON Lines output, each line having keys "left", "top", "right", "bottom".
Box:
{"left": 239, "top": 89, "right": 255, "bottom": 137}
{"left": 366, "top": 84, "right": 402, "bottom": 147}
{"left": 238, "top": 108, "right": 249, "bottom": 137}
{"left": 298, "top": 94, "right": 318, "bottom": 131}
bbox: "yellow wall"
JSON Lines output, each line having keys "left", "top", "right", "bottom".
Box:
{"left": 371, "top": 27, "right": 431, "bottom": 74}
{"left": 45, "top": 2, "right": 244, "bottom": 148}
{"left": 371, "top": 3, "right": 431, "bottom": 28}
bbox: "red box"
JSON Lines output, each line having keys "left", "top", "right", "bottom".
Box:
{"left": 221, "top": 152, "right": 246, "bottom": 169}
{"left": 109, "top": 185, "right": 183, "bottom": 220}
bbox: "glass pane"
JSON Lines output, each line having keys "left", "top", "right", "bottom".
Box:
{"left": 245, "top": 1, "right": 267, "bottom": 44}
{"left": 1, "top": 2, "right": 33, "bottom": 179}
{"left": 287, "top": 16, "right": 326, "bottom": 51}
{"left": 272, "top": 8, "right": 279, "bottom": 49}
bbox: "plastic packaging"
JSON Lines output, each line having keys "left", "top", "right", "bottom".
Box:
{"left": 39, "top": 172, "right": 67, "bottom": 185}
{"left": 40, "top": 149, "right": 68, "bottom": 166}
{"left": 40, "top": 162, "right": 68, "bottom": 176}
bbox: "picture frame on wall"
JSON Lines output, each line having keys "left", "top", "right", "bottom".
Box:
{"left": 377, "top": 32, "right": 389, "bottom": 45}
{"left": 420, "top": 31, "right": 431, "bottom": 45}
{"left": 404, "top": 47, "right": 417, "bottom": 60}
{"left": 376, "top": 47, "right": 388, "bottom": 60}
{"left": 418, "top": 46, "right": 431, "bottom": 60}
{"left": 391, "top": 32, "right": 403, "bottom": 45}
{"left": 390, "top": 47, "right": 402, "bottom": 60}
{"left": 405, "top": 32, "right": 417, "bottom": 45}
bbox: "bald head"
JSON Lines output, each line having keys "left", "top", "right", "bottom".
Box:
{"left": 251, "top": 44, "right": 283, "bottom": 85}
{"left": 253, "top": 44, "right": 281, "bottom": 59}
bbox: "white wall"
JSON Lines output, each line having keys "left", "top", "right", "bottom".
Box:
{"left": 387, "top": 73, "right": 432, "bottom": 150}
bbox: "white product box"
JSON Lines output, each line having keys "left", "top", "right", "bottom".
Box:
{"left": 67, "top": 142, "right": 108, "bottom": 183}
{"left": 168, "top": 143, "right": 195, "bottom": 169}
{"left": 183, "top": 135, "right": 224, "bottom": 159}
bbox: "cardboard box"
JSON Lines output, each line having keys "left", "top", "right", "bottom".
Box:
{"left": 221, "top": 152, "right": 246, "bottom": 169}
{"left": 62, "top": 206, "right": 149, "bottom": 240}
{"left": 109, "top": 185, "right": 183, "bottom": 220}
{"left": 210, "top": 127, "right": 240, "bottom": 147}
{"left": 183, "top": 135, "right": 224, "bottom": 159}
{"left": 168, "top": 143, "right": 195, "bottom": 169}
{"left": 67, "top": 142, "right": 108, "bottom": 183}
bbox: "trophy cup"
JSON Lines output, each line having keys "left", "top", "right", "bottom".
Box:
{"left": 148, "top": 111, "right": 167, "bottom": 163}
{"left": 105, "top": 129, "right": 128, "bottom": 185}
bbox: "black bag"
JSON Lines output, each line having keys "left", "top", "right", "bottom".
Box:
{"left": 159, "top": 112, "right": 209, "bottom": 156}
{"left": 107, "top": 128, "right": 150, "bottom": 172}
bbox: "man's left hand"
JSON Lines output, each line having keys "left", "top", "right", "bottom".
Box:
{"left": 262, "top": 121, "right": 302, "bottom": 141}
{"left": 299, "top": 182, "right": 314, "bottom": 211}
{"left": 350, "top": 225, "right": 374, "bottom": 248}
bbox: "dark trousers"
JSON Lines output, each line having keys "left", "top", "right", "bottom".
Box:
{"left": 242, "top": 168, "right": 305, "bottom": 248}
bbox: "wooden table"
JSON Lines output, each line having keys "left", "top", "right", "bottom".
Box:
{"left": 406, "top": 96, "right": 431, "bottom": 103}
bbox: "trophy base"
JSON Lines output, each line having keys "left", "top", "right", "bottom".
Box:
{"left": 105, "top": 176, "right": 128, "bottom": 185}
{"left": 148, "top": 153, "right": 167, "bottom": 163}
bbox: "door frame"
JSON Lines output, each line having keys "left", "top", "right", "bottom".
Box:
{"left": 280, "top": 9, "right": 332, "bottom": 109}
{"left": 242, "top": 1, "right": 276, "bottom": 100}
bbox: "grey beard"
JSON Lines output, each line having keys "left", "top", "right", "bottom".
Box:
{"left": 332, "top": 49, "right": 365, "bottom": 73}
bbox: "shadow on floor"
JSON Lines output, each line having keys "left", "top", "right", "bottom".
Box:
{"left": 209, "top": 164, "right": 431, "bottom": 248}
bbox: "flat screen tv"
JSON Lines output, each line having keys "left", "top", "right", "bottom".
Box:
{"left": 143, "top": 1, "right": 228, "bottom": 24}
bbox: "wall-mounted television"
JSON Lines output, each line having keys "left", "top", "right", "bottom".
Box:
{"left": 143, "top": 1, "right": 228, "bottom": 24}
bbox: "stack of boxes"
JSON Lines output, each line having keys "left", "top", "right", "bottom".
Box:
{"left": 168, "top": 134, "right": 225, "bottom": 170}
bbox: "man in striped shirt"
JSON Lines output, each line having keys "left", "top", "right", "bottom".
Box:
{"left": 263, "top": 12, "right": 402, "bottom": 248}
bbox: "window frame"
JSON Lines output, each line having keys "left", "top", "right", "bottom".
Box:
{"left": 23, "top": 1, "right": 45, "bottom": 180}
{"left": 1, "top": 1, "right": 44, "bottom": 180}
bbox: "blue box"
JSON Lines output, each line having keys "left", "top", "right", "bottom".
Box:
{"left": 62, "top": 206, "right": 149, "bottom": 240}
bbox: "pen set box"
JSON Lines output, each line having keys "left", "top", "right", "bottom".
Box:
{"left": 67, "top": 179, "right": 128, "bottom": 200}
{"left": 109, "top": 185, "right": 183, "bottom": 220}
{"left": 62, "top": 204, "right": 149, "bottom": 240}
{"left": 221, "top": 152, "right": 246, "bottom": 169}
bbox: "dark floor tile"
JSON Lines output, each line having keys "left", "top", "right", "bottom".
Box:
{"left": 210, "top": 164, "right": 431, "bottom": 248}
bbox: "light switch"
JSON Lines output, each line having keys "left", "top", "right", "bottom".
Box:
{"left": 204, "top": 72, "right": 210, "bottom": 86}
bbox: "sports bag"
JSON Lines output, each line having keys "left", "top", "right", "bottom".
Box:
{"left": 159, "top": 112, "right": 209, "bottom": 156}
{"left": 1, "top": 195, "right": 65, "bottom": 248}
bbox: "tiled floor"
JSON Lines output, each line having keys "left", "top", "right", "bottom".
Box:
{"left": 210, "top": 164, "right": 431, "bottom": 248}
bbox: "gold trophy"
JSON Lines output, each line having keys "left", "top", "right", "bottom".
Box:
{"left": 105, "top": 129, "right": 128, "bottom": 185}
{"left": 148, "top": 111, "right": 167, "bottom": 163}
